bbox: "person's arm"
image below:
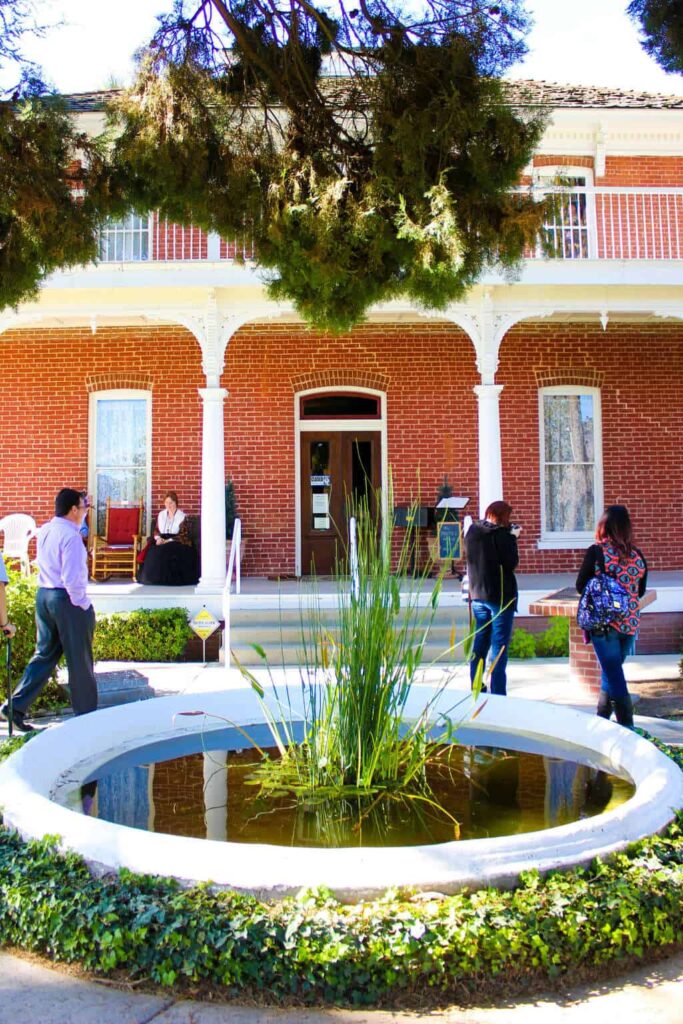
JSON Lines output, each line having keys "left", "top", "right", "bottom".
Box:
{"left": 493, "top": 529, "right": 519, "bottom": 572}
{"left": 637, "top": 551, "right": 648, "bottom": 598}
{"left": 61, "top": 531, "right": 91, "bottom": 610}
{"left": 576, "top": 544, "right": 602, "bottom": 593}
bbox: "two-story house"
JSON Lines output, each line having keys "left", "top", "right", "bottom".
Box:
{"left": 1, "top": 80, "right": 681, "bottom": 648}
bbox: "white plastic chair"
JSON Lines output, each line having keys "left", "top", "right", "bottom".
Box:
{"left": 0, "top": 513, "right": 38, "bottom": 575}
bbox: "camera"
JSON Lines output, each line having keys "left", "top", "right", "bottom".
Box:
{"left": 509, "top": 523, "right": 522, "bottom": 538}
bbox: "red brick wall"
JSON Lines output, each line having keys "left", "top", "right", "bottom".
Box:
{"left": 225, "top": 323, "right": 479, "bottom": 575}
{"left": 498, "top": 323, "right": 683, "bottom": 572}
{"left": 1, "top": 321, "right": 682, "bottom": 579}
{"left": 529, "top": 154, "right": 683, "bottom": 186}
{"left": 0, "top": 326, "right": 203, "bottom": 532}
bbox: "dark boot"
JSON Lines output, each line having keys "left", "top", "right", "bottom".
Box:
{"left": 612, "top": 696, "right": 634, "bottom": 729}
{"left": 596, "top": 691, "right": 612, "bottom": 720}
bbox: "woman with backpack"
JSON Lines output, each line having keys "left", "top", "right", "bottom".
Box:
{"left": 576, "top": 505, "right": 648, "bottom": 728}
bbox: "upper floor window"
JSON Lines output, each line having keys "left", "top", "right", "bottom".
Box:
{"left": 535, "top": 167, "right": 595, "bottom": 260}
{"left": 89, "top": 390, "right": 151, "bottom": 533}
{"left": 99, "top": 213, "right": 150, "bottom": 262}
{"left": 539, "top": 386, "right": 602, "bottom": 546}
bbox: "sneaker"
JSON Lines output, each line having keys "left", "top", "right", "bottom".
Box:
{"left": 0, "top": 703, "right": 34, "bottom": 734}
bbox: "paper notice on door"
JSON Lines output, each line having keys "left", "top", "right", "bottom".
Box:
{"left": 313, "top": 515, "right": 330, "bottom": 530}
{"left": 312, "top": 493, "right": 329, "bottom": 514}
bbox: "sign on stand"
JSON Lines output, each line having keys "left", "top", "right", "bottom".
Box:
{"left": 190, "top": 607, "right": 220, "bottom": 664}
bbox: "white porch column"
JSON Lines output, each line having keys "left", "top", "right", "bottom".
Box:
{"left": 473, "top": 384, "right": 504, "bottom": 518}
{"left": 197, "top": 385, "right": 228, "bottom": 591}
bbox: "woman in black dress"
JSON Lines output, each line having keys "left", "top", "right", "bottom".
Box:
{"left": 138, "top": 491, "right": 198, "bottom": 586}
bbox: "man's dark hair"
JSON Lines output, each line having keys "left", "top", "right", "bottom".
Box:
{"left": 55, "top": 488, "right": 82, "bottom": 517}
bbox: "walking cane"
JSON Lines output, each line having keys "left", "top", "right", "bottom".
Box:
{"left": 4, "top": 637, "right": 12, "bottom": 739}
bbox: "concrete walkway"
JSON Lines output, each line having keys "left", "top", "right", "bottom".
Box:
{"left": 0, "top": 949, "right": 681, "bottom": 1023}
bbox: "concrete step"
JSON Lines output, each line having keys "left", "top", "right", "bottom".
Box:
{"left": 227, "top": 604, "right": 473, "bottom": 666}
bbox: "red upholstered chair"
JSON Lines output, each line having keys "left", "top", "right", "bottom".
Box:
{"left": 90, "top": 498, "right": 144, "bottom": 580}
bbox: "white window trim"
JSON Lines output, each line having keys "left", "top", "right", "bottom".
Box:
{"left": 294, "top": 386, "right": 388, "bottom": 577}
{"left": 88, "top": 389, "right": 153, "bottom": 535}
{"left": 534, "top": 165, "right": 597, "bottom": 260}
{"left": 538, "top": 385, "right": 603, "bottom": 550}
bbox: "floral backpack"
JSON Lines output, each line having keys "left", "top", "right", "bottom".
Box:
{"left": 577, "top": 562, "right": 629, "bottom": 632}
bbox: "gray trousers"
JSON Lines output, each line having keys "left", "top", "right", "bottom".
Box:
{"left": 11, "top": 587, "right": 97, "bottom": 716}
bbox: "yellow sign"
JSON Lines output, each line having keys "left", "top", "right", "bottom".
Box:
{"left": 190, "top": 607, "right": 220, "bottom": 641}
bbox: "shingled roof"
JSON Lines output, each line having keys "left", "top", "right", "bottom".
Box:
{"left": 63, "top": 80, "right": 683, "bottom": 113}
{"left": 505, "top": 79, "right": 683, "bottom": 109}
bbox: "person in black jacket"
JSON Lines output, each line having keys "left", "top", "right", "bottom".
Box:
{"left": 576, "top": 505, "right": 647, "bottom": 728}
{"left": 464, "top": 500, "right": 520, "bottom": 696}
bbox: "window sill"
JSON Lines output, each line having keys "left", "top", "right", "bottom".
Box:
{"left": 537, "top": 536, "right": 592, "bottom": 550}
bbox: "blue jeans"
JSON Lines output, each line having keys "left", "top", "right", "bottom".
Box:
{"left": 469, "top": 601, "right": 516, "bottom": 696}
{"left": 590, "top": 628, "right": 636, "bottom": 702}
{"left": 11, "top": 588, "right": 97, "bottom": 717}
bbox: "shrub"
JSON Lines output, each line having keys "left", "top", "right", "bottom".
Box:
{"left": 93, "top": 608, "right": 191, "bottom": 662}
{"left": 535, "top": 616, "right": 570, "bottom": 657}
{"left": 508, "top": 627, "right": 536, "bottom": 659}
{"left": 0, "top": 733, "right": 681, "bottom": 1006}
{"left": 3, "top": 563, "right": 64, "bottom": 712}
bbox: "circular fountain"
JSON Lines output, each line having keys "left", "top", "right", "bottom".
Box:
{"left": 1, "top": 686, "right": 681, "bottom": 901}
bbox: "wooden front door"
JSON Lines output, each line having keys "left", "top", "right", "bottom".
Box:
{"left": 300, "top": 431, "right": 381, "bottom": 575}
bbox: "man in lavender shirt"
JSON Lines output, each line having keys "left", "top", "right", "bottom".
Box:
{"left": 1, "top": 489, "right": 97, "bottom": 733}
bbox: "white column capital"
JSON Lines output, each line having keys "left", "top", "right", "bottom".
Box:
{"left": 473, "top": 383, "right": 504, "bottom": 401}
{"left": 198, "top": 386, "right": 228, "bottom": 404}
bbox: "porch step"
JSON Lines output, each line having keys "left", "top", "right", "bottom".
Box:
{"left": 227, "top": 605, "right": 472, "bottom": 666}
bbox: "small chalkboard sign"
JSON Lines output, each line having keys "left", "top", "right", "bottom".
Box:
{"left": 437, "top": 520, "right": 461, "bottom": 560}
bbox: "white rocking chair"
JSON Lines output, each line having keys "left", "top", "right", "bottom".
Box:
{"left": 0, "top": 513, "right": 38, "bottom": 575}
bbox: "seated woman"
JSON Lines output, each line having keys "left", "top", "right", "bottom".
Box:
{"left": 138, "top": 491, "right": 198, "bottom": 586}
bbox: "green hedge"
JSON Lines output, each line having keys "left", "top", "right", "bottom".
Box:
{"left": 0, "top": 733, "right": 681, "bottom": 1006}
{"left": 3, "top": 564, "right": 62, "bottom": 712}
{"left": 3, "top": 563, "right": 193, "bottom": 711}
{"left": 510, "top": 617, "right": 570, "bottom": 660}
{"left": 93, "top": 608, "right": 192, "bottom": 662}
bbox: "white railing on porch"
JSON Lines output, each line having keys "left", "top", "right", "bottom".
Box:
{"left": 97, "top": 188, "right": 683, "bottom": 267}
{"left": 528, "top": 186, "right": 683, "bottom": 261}
{"left": 222, "top": 517, "right": 242, "bottom": 672}
{"left": 98, "top": 213, "right": 254, "bottom": 263}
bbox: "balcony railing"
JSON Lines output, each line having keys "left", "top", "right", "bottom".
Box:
{"left": 98, "top": 212, "right": 254, "bottom": 263}
{"left": 96, "top": 188, "right": 683, "bottom": 266}
{"left": 529, "top": 186, "right": 683, "bottom": 261}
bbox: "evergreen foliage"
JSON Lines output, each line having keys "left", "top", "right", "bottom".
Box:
{"left": 0, "top": 92, "right": 111, "bottom": 310}
{"left": 100, "top": 0, "right": 549, "bottom": 331}
{"left": 628, "top": 0, "right": 683, "bottom": 74}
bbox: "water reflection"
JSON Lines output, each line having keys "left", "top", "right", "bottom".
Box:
{"left": 83, "top": 743, "right": 633, "bottom": 848}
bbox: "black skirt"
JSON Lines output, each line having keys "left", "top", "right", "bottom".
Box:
{"left": 138, "top": 541, "right": 198, "bottom": 586}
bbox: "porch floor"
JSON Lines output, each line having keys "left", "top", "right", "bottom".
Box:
{"left": 86, "top": 570, "right": 683, "bottom": 617}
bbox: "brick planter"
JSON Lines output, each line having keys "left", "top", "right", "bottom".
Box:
{"left": 529, "top": 588, "right": 657, "bottom": 699}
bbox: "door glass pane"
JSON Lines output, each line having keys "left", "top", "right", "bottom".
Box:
{"left": 95, "top": 398, "right": 148, "bottom": 533}
{"left": 350, "top": 440, "right": 372, "bottom": 503}
{"left": 309, "top": 441, "right": 331, "bottom": 530}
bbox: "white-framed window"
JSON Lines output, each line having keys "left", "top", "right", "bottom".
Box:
{"left": 88, "top": 390, "right": 152, "bottom": 534}
{"left": 534, "top": 166, "right": 596, "bottom": 260}
{"left": 98, "top": 213, "right": 150, "bottom": 262}
{"left": 538, "top": 386, "right": 603, "bottom": 548}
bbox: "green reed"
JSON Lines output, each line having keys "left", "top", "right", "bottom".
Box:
{"left": 236, "top": 486, "right": 482, "bottom": 812}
